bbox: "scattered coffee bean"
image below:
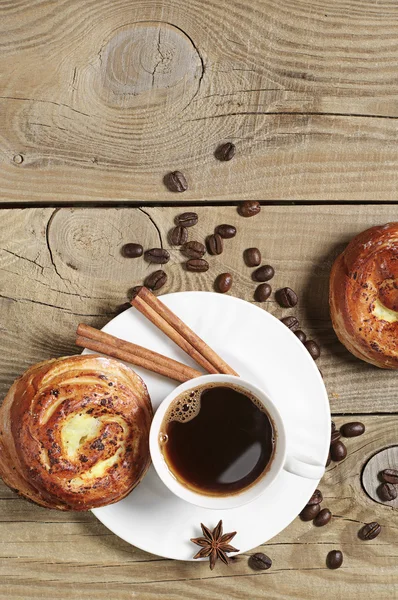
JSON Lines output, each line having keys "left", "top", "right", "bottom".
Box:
{"left": 175, "top": 212, "right": 198, "bottom": 227}
{"left": 330, "top": 440, "right": 347, "bottom": 462}
{"left": 326, "top": 550, "right": 343, "bottom": 570}
{"left": 326, "top": 451, "right": 331, "bottom": 467}
{"left": 144, "top": 270, "right": 167, "bottom": 291}
{"left": 129, "top": 285, "right": 144, "bottom": 299}
{"left": 294, "top": 330, "right": 307, "bottom": 343}
{"left": 307, "top": 489, "right": 323, "bottom": 505}
{"left": 314, "top": 508, "right": 332, "bottom": 527}
{"left": 207, "top": 233, "right": 223, "bottom": 255}
{"left": 115, "top": 302, "right": 131, "bottom": 315}
{"left": 181, "top": 241, "right": 206, "bottom": 259}
{"left": 358, "top": 522, "right": 381, "bottom": 541}
{"left": 215, "top": 142, "right": 236, "bottom": 161}
{"left": 253, "top": 265, "right": 275, "bottom": 282}
{"left": 244, "top": 248, "right": 261, "bottom": 267}
{"left": 331, "top": 430, "right": 341, "bottom": 444}
{"left": 304, "top": 340, "right": 321, "bottom": 360}
{"left": 380, "top": 469, "right": 398, "bottom": 484}
{"left": 255, "top": 283, "right": 272, "bottom": 302}
{"left": 121, "top": 243, "right": 143, "bottom": 258}
{"left": 280, "top": 316, "right": 299, "bottom": 330}
{"left": 300, "top": 503, "right": 321, "bottom": 521}
{"left": 170, "top": 226, "right": 188, "bottom": 246}
{"left": 331, "top": 421, "right": 336, "bottom": 432}
{"left": 248, "top": 553, "right": 272, "bottom": 571}
{"left": 340, "top": 422, "right": 365, "bottom": 438}
{"left": 378, "top": 482, "right": 397, "bottom": 502}
{"left": 216, "top": 273, "right": 233, "bottom": 293}
{"left": 238, "top": 201, "right": 261, "bottom": 218}
{"left": 165, "top": 171, "right": 188, "bottom": 192}
{"left": 186, "top": 259, "right": 209, "bottom": 272}
{"left": 276, "top": 287, "right": 298, "bottom": 308}
{"left": 215, "top": 224, "right": 237, "bottom": 239}
{"left": 144, "top": 248, "right": 170, "bottom": 264}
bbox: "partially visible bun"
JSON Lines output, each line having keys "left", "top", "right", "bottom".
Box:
{"left": 330, "top": 222, "right": 398, "bottom": 369}
{"left": 0, "top": 355, "right": 152, "bottom": 510}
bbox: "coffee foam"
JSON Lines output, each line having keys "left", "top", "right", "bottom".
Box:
{"left": 163, "top": 388, "right": 201, "bottom": 426}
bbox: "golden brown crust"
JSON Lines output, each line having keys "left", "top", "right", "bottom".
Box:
{"left": 329, "top": 222, "right": 398, "bottom": 369}
{"left": 0, "top": 355, "right": 152, "bottom": 510}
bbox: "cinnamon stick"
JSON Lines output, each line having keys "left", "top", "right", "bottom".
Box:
{"left": 131, "top": 288, "right": 238, "bottom": 376}
{"left": 76, "top": 325, "right": 202, "bottom": 383}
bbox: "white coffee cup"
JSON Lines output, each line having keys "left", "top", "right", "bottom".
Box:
{"left": 150, "top": 374, "right": 325, "bottom": 509}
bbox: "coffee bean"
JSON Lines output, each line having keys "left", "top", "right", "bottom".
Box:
{"left": 165, "top": 171, "right": 188, "bottom": 192}
{"left": 215, "top": 142, "right": 236, "bottom": 162}
{"left": 294, "top": 330, "right": 307, "bottom": 343}
{"left": 216, "top": 273, "right": 233, "bottom": 293}
{"left": 175, "top": 212, "right": 198, "bottom": 227}
{"left": 115, "top": 302, "right": 131, "bottom": 315}
{"left": 331, "top": 421, "right": 336, "bottom": 432}
{"left": 331, "top": 430, "right": 341, "bottom": 444}
{"left": 255, "top": 283, "right": 272, "bottom": 302}
{"left": 144, "top": 248, "right": 170, "bottom": 264}
{"left": 238, "top": 201, "right": 261, "bottom": 218}
{"left": 358, "top": 522, "right": 381, "bottom": 541}
{"left": 330, "top": 441, "right": 347, "bottom": 462}
{"left": 326, "top": 550, "right": 343, "bottom": 570}
{"left": 207, "top": 233, "right": 223, "bottom": 255}
{"left": 314, "top": 508, "right": 332, "bottom": 527}
{"left": 170, "top": 226, "right": 188, "bottom": 246}
{"left": 280, "top": 316, "right": 299, "bottom": 330}
{"left": 300, "top": 503, "right": 321, "bottom": 521}
{"left": 380, "top": 469, "right": 398, "bottom": 484}
{"left": 304, "top": 340, "right": 321, "bottom": 360}
{"left": 307, "top": 489, "right": 323, "bottom": 505}
{"left": 244, "top": 248, "right": 261, "bottom": 267}
{"left": 276, "top": 287, "right": 298, "bottom": 308}
{"left": 326, "top": 451, "right": 331, "bottom": 467}
{"left": 215, "top": 224, "right": 237, "bottom": 239}
{"left": 144, "top": 270, "right": 167, "bottom": 291}
{"left": 181, "top": 241, "right": 206, "bottom": 259}
{"left": 248, "top": 553, "right": 272, "bottom": 571}
{"left": 378, "top": 482, "right": 397, "bottom": 502}
{"left": 253, "top": 265, "right": 275, "bottom": 282}
{"left": 340, "top": 422, "right": 365, "bottom": 437}
{"left": 186, "top": 259, "right": 209, "bottom": 272}
{"left": 121, "top": 243, "right": 143, "bottom": 258}
{"left": 129, "top": 285, "right": 144, "bottom": 299}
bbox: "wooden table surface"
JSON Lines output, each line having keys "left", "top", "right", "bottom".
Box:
{"left": 2, "top": 0, "right": 398, "bottom": 202}
{"left": 1, "top": 2, "right": 398, "bottom": 599}
{"left": 0, "top": 205, "right": 397, "bottom": 599}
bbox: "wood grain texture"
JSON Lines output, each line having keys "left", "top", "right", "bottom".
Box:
{"left": 2, "top": 0, "right": 398, "bottom": 201}
{"left": 362, "top": 446, "right": 398, "bottom": 508}
{"left": 0, "top": 415, "right": 396, "bottom": 599}
{"left": 2, "top": 205, "right": 398, "bottom": 412}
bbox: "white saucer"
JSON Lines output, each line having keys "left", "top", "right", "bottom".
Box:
{"left": 90, "top": 292, "right": 330, "bottom": 560}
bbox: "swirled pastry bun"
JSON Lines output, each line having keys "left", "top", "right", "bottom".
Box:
{"left": 330, "top": 222, "right": 398, "bottom": 369}
{"left": 0, "top": 355, "right": 152, "bottom": 510}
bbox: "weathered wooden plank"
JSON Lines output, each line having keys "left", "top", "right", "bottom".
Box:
{"left": 0, "top": 416, "right": 396, "bottom": 599}
{"left": 2, "top": 1, "right": 398, "bottom": 201}
{"left": 1, "top": 205, "right": 398, "bottom": 412}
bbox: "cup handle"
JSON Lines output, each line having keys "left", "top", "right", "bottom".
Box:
{"left": 284, "top": 456, "right": 325, "bottom": 480}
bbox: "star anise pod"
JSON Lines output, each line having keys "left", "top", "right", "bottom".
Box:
{"left": 191, "top": 520, "right": 239, "bottom": 570}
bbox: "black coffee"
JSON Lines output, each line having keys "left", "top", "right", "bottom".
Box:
{"left": 159, "top": 384, "right": 275, "bottom": 496}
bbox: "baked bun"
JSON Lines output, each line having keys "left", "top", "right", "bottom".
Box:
{"left": 330, "top": 222, "right": 398, "bottom": 368}
{"left": 0, "top": 355, "right": 152, "bottom": 510}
